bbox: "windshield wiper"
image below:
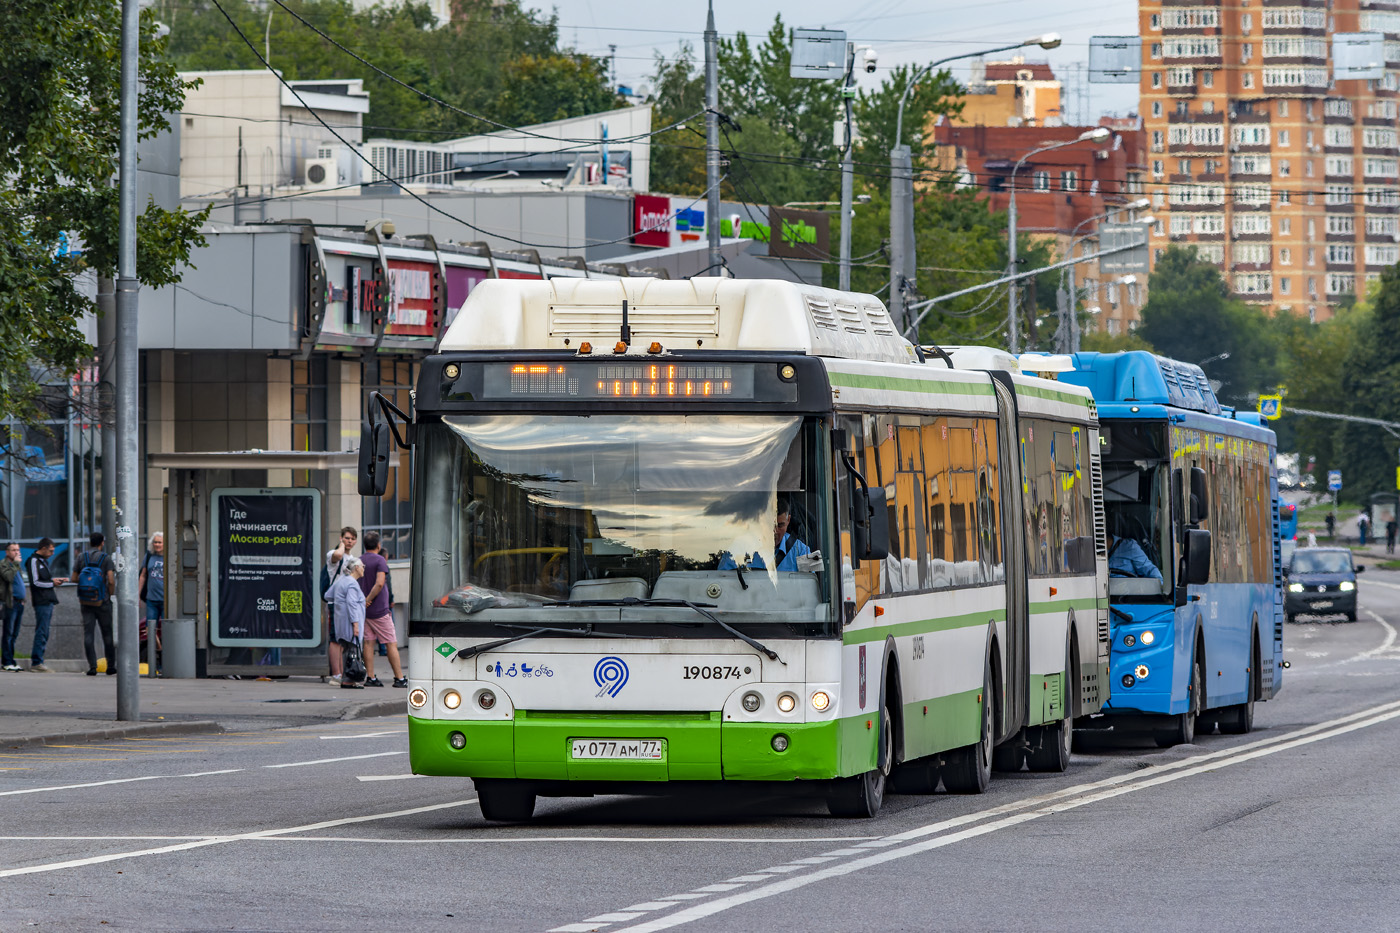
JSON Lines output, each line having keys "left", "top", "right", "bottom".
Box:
{"left": 546, "top": 597, "right": 784, "bottom": 664}
{"left": 454, "top": 623, "right": 658, "bottom": 661}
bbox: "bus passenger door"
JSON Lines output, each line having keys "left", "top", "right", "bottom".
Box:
{"left": 990, "top": 377, "right": 1029, "bottom": 742}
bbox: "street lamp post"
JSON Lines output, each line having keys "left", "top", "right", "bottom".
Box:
{"left": 888, "top": 33, "right": 1061, "bottom": 334}
{"left": 1007, "top": 127, "right": 1112, "bottom": 354}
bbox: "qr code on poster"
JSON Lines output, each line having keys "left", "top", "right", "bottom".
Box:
{"left": 280, "top": 590, "right": 303, "bottom": 614}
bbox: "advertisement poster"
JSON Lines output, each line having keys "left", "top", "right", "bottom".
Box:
{"left": 633, "top": 194, "right": 672, "bottom": 247}
{"left": 211, "top": 488, "right": 322, "bottom": 647}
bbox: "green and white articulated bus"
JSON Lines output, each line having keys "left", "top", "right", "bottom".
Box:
{"left": 359, "top": 278, "right": 1109, "bottom": 820}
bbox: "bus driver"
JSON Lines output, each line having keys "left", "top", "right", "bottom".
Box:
{"left": 721, "top": 498, "right": 814, "bottom": 572}
{"left": 1108, "top": 532, "right": 1162, "bottom": 580}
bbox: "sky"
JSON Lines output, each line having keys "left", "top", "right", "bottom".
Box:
{"left": 540, "top": 0, "right": 1142, "bottom": 123}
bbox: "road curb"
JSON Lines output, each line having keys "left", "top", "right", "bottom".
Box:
{"left": 0, "top": 719, "right": 226, "bottom": 750}
{"left": 339, "top": 699, "right": 406, "bottom": 721}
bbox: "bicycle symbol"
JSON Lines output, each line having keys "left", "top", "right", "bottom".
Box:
{"left": 536, "top": 664, "right": 554, "bottom": 678}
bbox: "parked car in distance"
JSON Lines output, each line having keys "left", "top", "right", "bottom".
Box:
{"left": 1284, "top": 547, "right": 1362, "bottom": 623}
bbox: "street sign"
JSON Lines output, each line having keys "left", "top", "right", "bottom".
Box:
{"left": 1097, "top": 223, "right": 1150, "bottom": 274}
{"left": 210, "top": 487, "right": 322, "bottom": 647}
{"left": 1328, "top": 470, "right": 1343, "bottom": 492}
{"left": 1089, "top": 37, "right": 1142, "bottom": 83}
{"left": 790, "top": 29, "right": 847, "bottom": 79}
{"left": 1258, "top": 395, "right": 1283, "bottom": 420}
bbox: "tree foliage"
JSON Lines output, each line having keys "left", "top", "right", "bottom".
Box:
{"left": 1335, "top": 264, "right": 1400, "bottom": 499}
{"left": 1, "top": 0, "right": 209, "bottom": 427}
{"left": 1137, "top": 246, "right": 1282, "bottom": 406}
{"left": 161, "top": 0, "right": 617, "bottom": 140}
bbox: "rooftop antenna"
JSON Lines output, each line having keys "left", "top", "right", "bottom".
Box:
{"left": 620, "top": 299, "right": 631, "bottom": 348}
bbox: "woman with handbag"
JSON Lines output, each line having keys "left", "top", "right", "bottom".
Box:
{"left": 328, "top": 557, "right": 367, "bottom": 689}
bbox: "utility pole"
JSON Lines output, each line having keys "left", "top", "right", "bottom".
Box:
{"left": 115, "top": 0, "right": 141, "bottom": 720}
{"left": 838, "top": 43, "right": 856, "bottom": 290}
{"left": 889, "top": 145, "right": 914, "bottom": 333}
{"left": 97, "top": 278, "right": 116, "bottom": 553}
{"left": 705, "top": 2, "right": 721, "bottom": 275}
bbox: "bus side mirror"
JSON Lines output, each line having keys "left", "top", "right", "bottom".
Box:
{"left": 358, "top": 421, "right": 393, "bottom": 498}
{"left": 854, "top": 486, "right": 890, "bottom": 562}
{"left": 1183, "top": 528, "right": 1211, "bottom": 585}
{"left": 1190, "top": 466, "right": 1208, "bottom": 524}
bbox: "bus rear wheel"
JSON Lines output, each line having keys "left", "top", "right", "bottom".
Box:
{"left": 475, "top": 779, "right": 537, "bottom": 822}
{"left": 828, "top": 702, "right": 892, "bottom": 817}
{"left": 942, "top": 660, "right": 994, "bottom": 794}
{"left": 1219, "top": 642, "right": 1258, "bottom": 735}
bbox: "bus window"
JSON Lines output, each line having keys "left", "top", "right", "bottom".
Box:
{"left": 922, "top": 417, "right": 952, "bottom": 587}
{"left": 948, "top": 419, "right": 979, "bottom": 581}
{"left": 978, "top": 418, "right": 1003, "bottom": 581}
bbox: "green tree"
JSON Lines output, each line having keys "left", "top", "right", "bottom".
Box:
{"left": 1136, "top": 246, "right": 1281, "bottom": 405}
{"left": 1, "top": 0, "right": 208, "bottom": 428}
{"left": 162, "top": 0, "right": 614, "bottom": 143}
{"left": 1336, "top": 264, "right": 1400, "bottom": 499}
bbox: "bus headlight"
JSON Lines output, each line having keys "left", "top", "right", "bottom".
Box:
{"left": 771, "top": 733, "right": 789, "bottom": 752}
{"left": 776, "top": 693, "right": 797, "bottom": 713}
{"left": 476, "top": 689, "right": 496, "bottom": 710}
{"left": 1340, "top": 581, "right": 1355, "bottom": 592}
{"left": 443, "top": 690, "right": 462, "bottom": 710}
{"left": 1289, "top": 583, "right": 1304, "bottom": 592}
{"left": 449, "top": 731, "right": 466, "bottom": 750}
{"left": 408, "top": 688, "right": 428, "bottom": 709}
{"left": 741, "top": 692, "right": 762, "bottom": 712}
{"left": 1140, "top": 630, "right": 1155, "bottom": 646}
{"left": 811, "top": 691, "right": 831, "bottom": 712}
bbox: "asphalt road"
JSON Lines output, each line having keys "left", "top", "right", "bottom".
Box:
{"left": 7, "top": 576, "right": 1400, "bottom": 932}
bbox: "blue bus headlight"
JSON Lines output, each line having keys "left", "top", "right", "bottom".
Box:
{"left": 1140, "top": 630, "right": 1155, "bottom": 646}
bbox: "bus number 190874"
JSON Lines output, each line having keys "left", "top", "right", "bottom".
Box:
{"left": 683, "top": 665, "right": 745, "bottom": 680}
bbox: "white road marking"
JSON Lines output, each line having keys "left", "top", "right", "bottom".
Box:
{"left": 181, "top": 769, "right": 244, "bottom": 778}
{"left": 320, "top": 731, "right": 405, "bottom": 740}
{"left": 0, "top": 798, "right": 479, "bottom": 878}
{"left": 0, "top": 775, "right": 164, "bottom": 797}
{"left": 264, "top": 751, "right": 403, "bottom": 769}
{"left": 566, "top": 698, "right": 1400, "bottom": 933}
{"left": 1359, "top": 610, "right": 1399, "bottom": 658}
{"left": 357, "top": 774, "right": 425, "bottom": 782}
{"left": 250, "top": 835, "right": 878, "bottom": 844}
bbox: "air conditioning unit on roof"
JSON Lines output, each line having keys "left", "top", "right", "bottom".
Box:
{"left": 303, "top": 158, "right": 338, "bottom": 189}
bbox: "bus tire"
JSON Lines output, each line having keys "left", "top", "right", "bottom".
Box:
{"left": 890, "top": 757, "right": 939, "bottom": 794}
{"left": 827, "top": 702, "right": 892, "bottom": 817}
{"left": 942, "top": 659, "right": 994, "bottom": 794}
{"left": 1155, "top": 652, "right": 1201, "bottom": 748}
{"left": 475, "top": 779, "right": 537, "bottom": 822}
{"left": 1027, "top": 639, "right": 1075, "bottom": 773}
{"left": 1219, "top": 637, "right": 1259, "bottom": 735}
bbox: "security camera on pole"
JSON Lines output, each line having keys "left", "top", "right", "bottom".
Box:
{"left": 888, "top": 33, "right": 1062, "bottom": 336}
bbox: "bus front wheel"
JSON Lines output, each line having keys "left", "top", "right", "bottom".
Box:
{"left": 475, "top": 779, "right": 537, "bottom": 822}
{"left": 1155, "top": 654, "right": 1201, "bottom": 748}
{"left": 827, "top": 702, "right": 892, "bottom": 817}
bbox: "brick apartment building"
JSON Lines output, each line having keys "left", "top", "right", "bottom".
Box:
{"left": 934, "top": 118, "right": 1149, "bottom": 336}
{"left": 1140, "top": 0, "right": 1400, "bottom": 320}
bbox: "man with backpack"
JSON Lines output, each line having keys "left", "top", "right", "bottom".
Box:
{"left": 76, "top": 532, "right": 117, "bottom": 676}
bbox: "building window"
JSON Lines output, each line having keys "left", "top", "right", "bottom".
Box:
{"left": 1151, "top": 43, "right": 1162, "bottom": 59}
{"left": 1179, "top": 158, "right": 1193, "bottom": 174}
{"left": 1033, "top": 170, "right": 1050, "bottom": 191}
{"left": 1326, "top": 216, "right": 1355, "bottom": 236}
{"left": 360, "top": 358, "right": 418, "bottom": 560}
{"left": 1175, "top": 101, "right": 1190, "bottom": 116}
{"left": 1151, "top": 101, "right": 1163, "bottom": 118}
{"left": 1243, "top": 72, "right": 1255, "bottom": 89}
{"left": 291, "top": 357, "right": 328, "bottom": 489}
{"left": 1280, "top": 218, "right": 1291, "bottom": 235}
{"left": 1060, "top": 170, "right": 1079, "bottom": 192}
{"left": 1279, "top": 100, "right": 1289, "bottom": 117}
{"left": 1241, "top": 13, "right": 1252, "bottom": 32}
{"left": 1152, "top": 72, "right": 1162, "bottom": 89}
{"left": 1279, "top": 160, "right": 1291, "bottom": 177}
{"left": 1204, "top": 159, "right": 1219, "bottom": 174}
{"left": 1202, "top": 70, "right": 1214, "bottom": 88}
{"left": 1326, "top": 244, "right": 1355, "bottom": 265}
{"left": 1150, "top": 12, "right": 1160, "bottom": 29}
{"left": 1153, "top": 130, "right": 1164, "bottom": 149}
{"left": 1278, "top": 130, "right": 1289, "bottom": 147}
{"left": 1307, "top": 248, "right": 1316, "bottom": 267}
{"left": 1201, "top": 100, "right": 1215, "bottom": 114}
{"left": 1279, "top": 190, "right": 1290, "bottom": 204}
{"left": 1280, "top": 277, "right": 1291, "bottom": 294}
{"left": 1280, "top": 248, "right": 1291, "bottom": 265}
{"left": 1241, "top": 44, "right": 1253, "bottom": 64}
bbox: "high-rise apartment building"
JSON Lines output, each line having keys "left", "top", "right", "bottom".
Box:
{"left": 1140, "top": 0, "right": 1400, "bottom": 320}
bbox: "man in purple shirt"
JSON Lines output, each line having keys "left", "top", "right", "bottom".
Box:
{"left": 358, "top": 531, "right": 404, "bottom": 687}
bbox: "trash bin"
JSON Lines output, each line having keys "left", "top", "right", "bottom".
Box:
{"left": 164, "top": 618, "right": 197, "bottom": 678}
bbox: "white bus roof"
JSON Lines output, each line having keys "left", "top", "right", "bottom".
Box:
{"left": 439, "top": 277, "right": 916, "bottom": 365}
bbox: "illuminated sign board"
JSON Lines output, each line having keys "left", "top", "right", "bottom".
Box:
{"left": 480, "top": 362, "right": 756, "bottom": 400}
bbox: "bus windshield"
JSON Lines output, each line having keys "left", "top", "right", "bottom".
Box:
{"left": 412, "top": 414, "right": 833, "bottom": 626}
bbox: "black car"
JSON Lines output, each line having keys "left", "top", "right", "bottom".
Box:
{"left": 1284, "top": 547, "right": 1363, "bottom": 622}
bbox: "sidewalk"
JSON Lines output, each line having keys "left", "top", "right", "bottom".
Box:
{"left": 0, "top": 670, "right": 406, "bottom": 749}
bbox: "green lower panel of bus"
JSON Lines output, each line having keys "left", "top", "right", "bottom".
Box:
{"left": 408, "top": 711, "right": 864, "bottom": 782}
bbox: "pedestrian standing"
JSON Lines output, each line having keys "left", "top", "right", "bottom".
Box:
{"left": 328, "top": 557, "right": 366, "bottom": 689}
{"left": 26, "top": 538, "right": 67, "bottom": 672}
{"left": 138, "top": 532, "right": 165, "bottom": 667}
{"left": 323, "top": 526, "right": 358, "bottom": 684}
{"left": 1, "top": 543, "right": 26, "bottom": 671}
{"left": 358, "top": 531, "right": 405, "bottom": 688}
{"left": 75, "top": 532, "right": 117, "bottom": 676}
{"left": 1358, "top": 510, "right": 1371, "bottom": 547}
{"left": 1387, "top": 519, "right": 1398, "bottom": 555}
{"left": 1326, "top": 511, "right": 1337, "bottom": 540}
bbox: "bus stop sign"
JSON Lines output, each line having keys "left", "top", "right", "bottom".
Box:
{"left": 1329, "top": 470, "right": 1343, "bottom": 492}
{"left": 1258, "top": 395, "right": 1282, "bottom": 420}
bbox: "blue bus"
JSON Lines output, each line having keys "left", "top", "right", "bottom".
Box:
{"left": 1061, "top": 352, "right": 1284, "bottom": 745}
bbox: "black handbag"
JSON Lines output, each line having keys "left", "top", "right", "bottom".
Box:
{"left": 341, "top": 638, "right": 367, "bottom": 683}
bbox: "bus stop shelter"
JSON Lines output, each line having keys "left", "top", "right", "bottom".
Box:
{"left": 150, "top": 449, "right": 359, "bottom": 679}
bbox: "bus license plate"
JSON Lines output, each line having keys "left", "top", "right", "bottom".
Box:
{"left": 1312, "top": 600, "right": 1333, "bottom": 609}
{"left": 570, "top": 739, "right": 664, "bottom": 760}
